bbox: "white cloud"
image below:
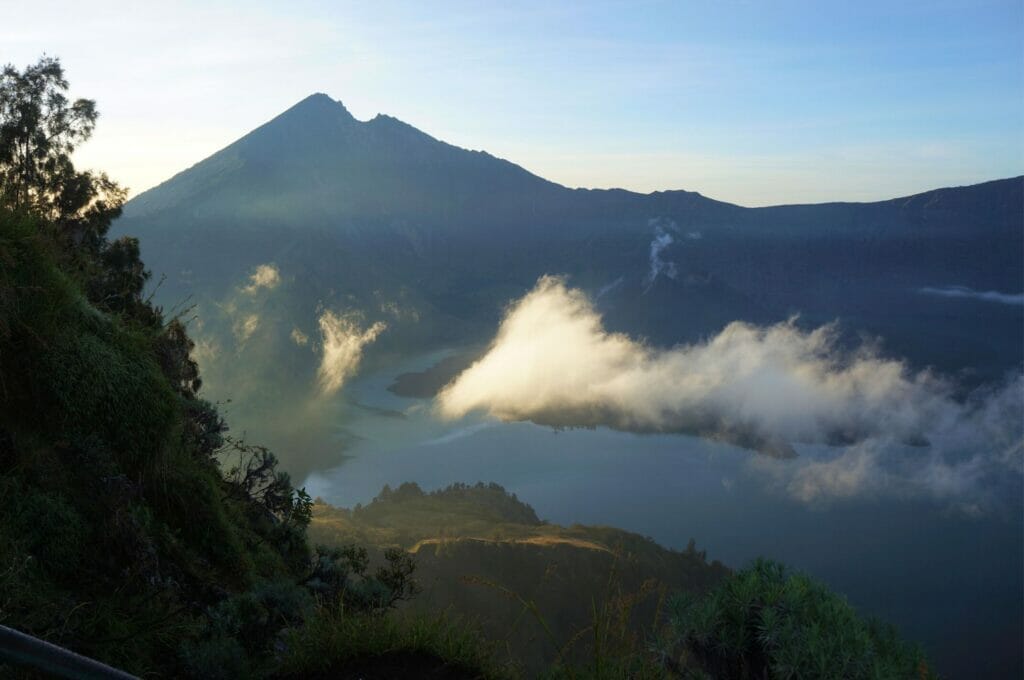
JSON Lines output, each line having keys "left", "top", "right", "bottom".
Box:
{"left": 317, "top": 311, "right": 386, "bottom": 395}
{"left": 438, "top": 276, "right": 1023, "bottom": 504}
{"left": 784, "top": 444, "right": 888, "bottom": 502}
{"left": 233, "top": 313, "right": 260, "bottom": 343}
{"left": 242, "top": 264, "right": 281, "bottom": 294}
{"left": 780, "top": 377, "right": 1023, "bottom": 507}
{"left": 291, "top": 327, "right": 310, "bottom": 346}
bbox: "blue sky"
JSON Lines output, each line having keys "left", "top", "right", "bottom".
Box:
{"left": 3, "top": 0, "right": 1021, "bottom": 205}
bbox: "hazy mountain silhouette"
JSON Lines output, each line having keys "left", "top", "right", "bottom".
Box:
{"left": 116, "top": 94, "right": 1023, "bottom": 398}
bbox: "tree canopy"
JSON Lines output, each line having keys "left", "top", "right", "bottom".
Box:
{"left": 0, "top": 55, "right": 125, "bottom": 250}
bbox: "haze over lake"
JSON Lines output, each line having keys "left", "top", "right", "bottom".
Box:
{"left": 303, "top": 351, "right": 1023, "bottom": 680}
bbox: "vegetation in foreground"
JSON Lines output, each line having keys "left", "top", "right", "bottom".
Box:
{"left": 309, "top": 482, "right": 729, "bottom": 674}
{"left": 0, "top": 56, "right": 935, "bottom": 678}
{"left": 310, "top": 483, "right": 934, "bottom": 679}
{"left": 0, "top": 56, "right": 454, "bottom": 679}
{"left": 659, "top": 559, "right": 934, "bottom": 679}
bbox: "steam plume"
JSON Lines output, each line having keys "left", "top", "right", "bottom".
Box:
{"left": 643, "top": 222, "right": 678, "bottom": 290}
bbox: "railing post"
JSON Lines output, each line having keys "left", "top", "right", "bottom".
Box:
{"left": 0, "top": 625, "right": 140, "bottom": 679}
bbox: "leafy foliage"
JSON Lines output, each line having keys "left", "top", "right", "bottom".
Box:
{"left": 658, "top": 558, "right": 935, "bottom": 679}
{"left": 303, "top": 544, "right": 420, "bottom": 615}
{"left": 0, "top": 58, "right": 413, "bottom": 678}
{"left": 0, "top": 56, "right": 125, "bottom": 260}
{"left": 0, "top": 204, "right": 319, "bottom": 676}
{"left": 0, "top": 176, "right": 453, "bottom": 679}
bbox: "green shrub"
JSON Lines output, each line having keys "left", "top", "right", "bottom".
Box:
{"left": 0, "top": 209, "right": 321, "bottom": 676}
{"left": 661, "top": 558, "right": 934, "bottom": 680}
{"left": 2, "top": 485, "right": 87, "bottom": 578}
{"left": 39, "top": 324, "right": 178, "bottom": 467}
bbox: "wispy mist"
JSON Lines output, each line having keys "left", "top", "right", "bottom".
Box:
{"left": 643, "top": 220, "right": 678, "bottom": 290}
{"left": 773, "top": 372, "right": 1023, "bottom": 507}
{"left": 233, "top": 313, "right": 260, "bottom": 343}
{"left": 241, "top": 263, "right": 281, "bottom": 294}
{"left": 918, "top": 285, "right": 1024, "bottom": 305}
{"left": 317, "top": 311, "right": 387, "bottom": 395}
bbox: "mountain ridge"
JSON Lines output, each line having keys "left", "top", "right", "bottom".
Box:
{"left": 123, "top": 92, "right": 564, "bottom": 223}
{"left": 125, "top": 91, "right": 1022, "bottom": 219}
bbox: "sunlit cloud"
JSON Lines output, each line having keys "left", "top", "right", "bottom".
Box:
{"left": 317, "top": 311, "right": 386, "bottom": 395}
{"left": 438, "top": 276, "right": 1023, "bottom": 505}
{"left": 291, "top": 327, "right": 310, "bottom": 346}
{"left": 241, "top": 263, "right": 281, "bottom": 294}
{"left": 233, "top": 313, "right": 260, "bottom": 343}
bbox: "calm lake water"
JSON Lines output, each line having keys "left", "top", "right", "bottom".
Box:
{"left": 304, "top": 351, "right": 1023, "bottom": 679}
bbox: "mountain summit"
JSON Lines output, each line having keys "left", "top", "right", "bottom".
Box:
{"left": 125, "top": 92, "right": 561, "bottom": 227}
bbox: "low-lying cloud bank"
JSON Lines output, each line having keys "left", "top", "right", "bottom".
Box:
{"left": 918, "top": 285, "right": 1024, "bottom": 305}
{"left": 438, "top": 276, "right": 1022, "bottom": 504}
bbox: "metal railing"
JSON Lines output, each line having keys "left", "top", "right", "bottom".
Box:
{"left": 0, "top": 625, "right": 139, "bottom": 679}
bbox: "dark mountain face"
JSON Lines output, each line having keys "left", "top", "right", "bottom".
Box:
{"left": 113, "top": 94, "right": 1023, "bottom": 473}
{"left": 125, "top": 93, "right": 565, "bottom": 230}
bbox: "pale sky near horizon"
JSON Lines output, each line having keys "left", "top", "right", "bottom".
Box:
{"left": 3, "top": 0, "right": 1022, "bottom": 206}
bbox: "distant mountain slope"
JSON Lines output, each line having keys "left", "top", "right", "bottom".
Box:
{"left": 117, "top": 93, "right": 1022, "bottom": 312}
{"left": 112, "top": 94, "right": 1023, "bottom": 475}
{"left": 124, "top": 93, "right": 564, "bottom": 228}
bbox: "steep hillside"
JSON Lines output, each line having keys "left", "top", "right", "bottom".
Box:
{"left": 0, "top": 210, "right": 487, "bottom": 679}
{"left": 0, "top": 209, "right": 314, "bottom": 676}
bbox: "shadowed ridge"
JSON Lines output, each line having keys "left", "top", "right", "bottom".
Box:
{"left": 120, "top": 92, "right": 570, "bottom": 226}
{"left": 122, "top": 92, "right": 358, "bottom": 218}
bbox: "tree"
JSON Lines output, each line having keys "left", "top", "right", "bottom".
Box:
{"left": 660, "top": 558, "right": 934, "bottom": 679}
{"left": 0, "top": 56, "right": 125, "bottom": 250}
{"left": 0, "top": 57, "right": 150, "bottom": 322}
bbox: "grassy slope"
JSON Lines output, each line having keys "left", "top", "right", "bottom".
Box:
{"left": 308, "top": 484, "right": 934, "bottom": 677}
{"left": 308, "top": 483, "right": 729, "bottom": 674}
